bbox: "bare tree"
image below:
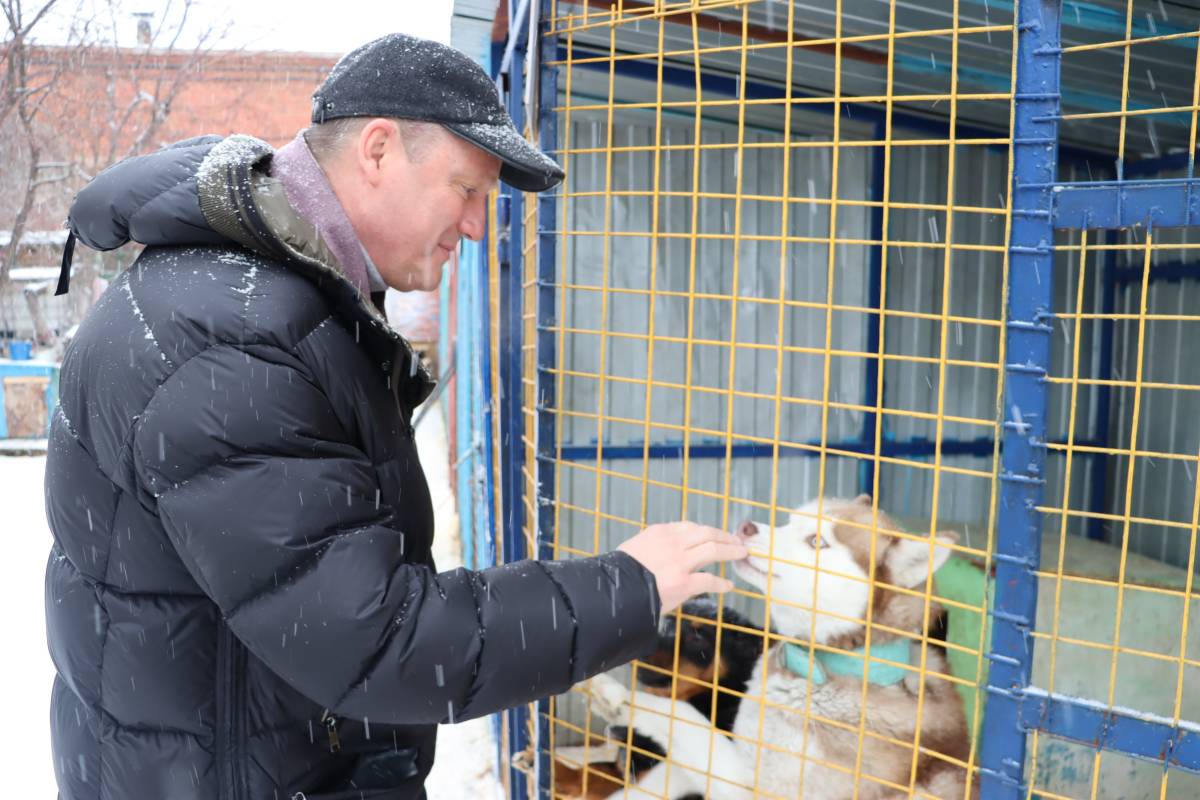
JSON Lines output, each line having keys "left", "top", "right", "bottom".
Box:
{"left": 1, "top": 0, "right": 70, "bottom": 341}
{"left": 1, "top": 0, "right": 228, "bottom": 348}
{"left": 73, "top": 0, "right": 226, "bottom": 172}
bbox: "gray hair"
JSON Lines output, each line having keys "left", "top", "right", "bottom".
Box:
{"left": 304, "top": 117, "right": 441, "bottom": 164}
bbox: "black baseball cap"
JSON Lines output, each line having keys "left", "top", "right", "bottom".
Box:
{"left": 311, "top": 33, "right": 564, "bottom": 193}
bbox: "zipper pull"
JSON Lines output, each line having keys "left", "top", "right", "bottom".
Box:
{"left": 320, "top": 709, "right": 341, "bottom": 753}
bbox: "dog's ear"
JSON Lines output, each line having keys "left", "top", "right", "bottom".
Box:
{"left": 886, "top": 530, "right": 958, "bottom": 588}
{"left": 853, "top": 493, "right": 872, "bottom": 506}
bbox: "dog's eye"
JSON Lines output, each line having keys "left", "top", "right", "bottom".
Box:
{"left": 806, "top": 533, "right": 828, "bottom": 549}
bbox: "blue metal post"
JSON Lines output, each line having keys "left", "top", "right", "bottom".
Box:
{"left": 483, "top": 33, "right": 507, "bottom": 783}
{"left": 534, "top": 1, "right": 560, "bottom": 794}
{"left": 978, "top": 0, "right": 1059, "bottom": 794}
{"left": 455, "top": 240, "right": 477, "bottom": 569}
{"left": 478, "top": 220, "right": 504, "bottom": 762}
{"left": 499, "top": 26, "right": 531, "bottom": 800}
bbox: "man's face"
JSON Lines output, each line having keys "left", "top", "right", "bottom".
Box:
{"left": 350, "top": 121, "right": 500, "bottom": 292}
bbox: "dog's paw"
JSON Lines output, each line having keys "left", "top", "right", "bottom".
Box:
{"left": 587, "top": 673, "right": 632, "bottom": 725}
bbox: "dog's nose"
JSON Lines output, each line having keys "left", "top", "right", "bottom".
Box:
{"left": 736, "top": 520, "right": 757, "bottom": 541}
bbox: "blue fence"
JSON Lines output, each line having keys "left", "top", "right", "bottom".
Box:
{"left": 482, "top": 0, "right": 1200, "bottom": 796}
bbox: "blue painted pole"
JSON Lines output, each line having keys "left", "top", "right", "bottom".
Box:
{"left": 455, "top": 240, "right": 476, "bottom": 570}
{"left": 534, "top": 0, "right": 560, "bottom": 794}
{"left": 478, "top": 206, "right": 504, "bottom": 764}
{"left": 499, "top": 27, "right": 531, "bottom": 799}
{"left": 978, "top": 0, "right": 1059, "bottom": 794}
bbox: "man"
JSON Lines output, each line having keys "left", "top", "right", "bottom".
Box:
{"left": 45, "top": 33, "right": 747, "bottom": 800}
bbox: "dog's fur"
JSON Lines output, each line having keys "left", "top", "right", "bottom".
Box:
{"left": 553, "top": 599, "right": 768, "bottom": 800}
{"left": 584, "top": 496, "right": 975, "bottom": 799}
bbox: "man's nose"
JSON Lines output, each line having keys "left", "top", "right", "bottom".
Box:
{"left": 736, "top": 520, "right": 757, "bottom": 541}
{"left": 459, "top": 218, "right": 483, "bottom": 242}
{"left": 459, "top": 199, "right": 486, "bottom": 242}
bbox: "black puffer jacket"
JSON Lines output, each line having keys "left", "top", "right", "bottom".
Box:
{"left": 45, "top": 135, "right": 661, "bottom": 800}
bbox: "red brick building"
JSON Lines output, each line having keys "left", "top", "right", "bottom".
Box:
{"left": 5, "top": 45, "right": 443, "bottom": 357}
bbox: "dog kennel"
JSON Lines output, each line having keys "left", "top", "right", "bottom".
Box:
{"left": 471, "top": 0, "right": 1200, "bottom": 797}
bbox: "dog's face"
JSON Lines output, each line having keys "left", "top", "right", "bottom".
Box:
{"left": 732, "top": 495, "right": 957, "bottom": 643}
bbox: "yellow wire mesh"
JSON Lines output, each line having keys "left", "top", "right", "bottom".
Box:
{"left": 1055, "top": 0, "right": 1200, "bottom": 177}
{"left": 1024, "top": 227, "right": 1200, "bottom": 799}
{"left": 497, "top": 1, "right": 1200, "bottom": 798}
{"left": 527, "top": 1, "right": 1009, "bottom": 798}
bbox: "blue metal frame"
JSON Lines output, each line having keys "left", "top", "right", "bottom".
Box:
{"left": 497, "top": 1, "right": 532, "bottom": 793}
{"left": 534, "top": 1, "right": 560, "bottom": 795}
{"left": 1018, "top": 689, "right": 1200, "bottom": 774}
{"left": 494, "top": 1, "right": 1200, "bottom": 797}
{"left": 547, "top": 436, "right": 1104, "bottom": 464}
{"left": 478, "top": 194, "right": 505, "bottom": 776}
{"left": 551, "top": 436, "right": 996, "bottom": 463}
{"left": 1052, "top": 178, "right": 1200, "bottom": 229}
{"left": 987, "top": 0, "right": 1200, "bottom": 791}
{"left": 452, "top": 241, "right": 474, "bottom": 568}
{"left": 978, "top": 0, "right": 1059, "bottom": 794}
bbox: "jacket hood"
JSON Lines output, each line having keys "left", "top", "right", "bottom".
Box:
{"left": 68, "top": 134, "right": 435, "bottom": 404}
{"left": 68, "top": 135, "right": 229, "bottom": 253}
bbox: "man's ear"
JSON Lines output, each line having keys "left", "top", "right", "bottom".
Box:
{"left": 886, "top": 530, "right": 959, "bottom": 588}
{"left": 356, "top": 118, "right": 400, "bottom": 184}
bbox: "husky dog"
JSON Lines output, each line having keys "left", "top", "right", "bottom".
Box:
{"left": 588, "top": 495, "right": 974, "bottom": 799}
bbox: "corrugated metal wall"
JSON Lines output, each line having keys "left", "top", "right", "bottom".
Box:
{"left": 1097, "top": 224, "right": 1200, "bottom": 568}
{"left": 553, "top": 107, "right": 1200, "bottom": 576}
{"left": 556, "top": 109, "right": 870, "bottom": 560}
{"left": 553, "top": 109, "right": 1016, "bottom": 563}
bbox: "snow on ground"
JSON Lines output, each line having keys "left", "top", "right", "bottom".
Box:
{"left": 417, "top": 404, "right": 506, "bottom": 800}
{"left": 2, "top": 399, "right": 502, "bottom": 799}
{"left": 2, "top": 453, "right": 57, "bottom": 797}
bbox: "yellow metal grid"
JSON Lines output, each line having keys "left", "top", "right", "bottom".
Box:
{"left": 500, "top": 0, "right": 1200, "bottom": 798}
{"left": 1023, "top": 0, "right": 1200, "bottom": 794}
{"left": 515, "top": 1, "right": 1017, "bottom": 799}
{"left": 1025, "top": 227, "right": 1200, "bottom": 799}
{"left": 1055, "top": 0, "right": 1200, "bottom": 176}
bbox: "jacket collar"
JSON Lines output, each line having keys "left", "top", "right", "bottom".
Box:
{"left": 271, "top": 132, "right": 387, "bottom": 297}
{"left": 195, "top": 135, "right": 435, "bottom": 407}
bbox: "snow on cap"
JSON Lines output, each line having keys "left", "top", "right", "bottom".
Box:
{"left": 311, "top": 33, "right": 563, "bottom": 192}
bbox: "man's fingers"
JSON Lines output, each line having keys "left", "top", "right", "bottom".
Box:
{"left": 676, "top": 523, "right": 741, "bottom": 549}
{"left": 683, "top": 541, "right": 748, "bottom": 572}
{"left": 686, "top": 572, "right": 735, "bottom": 596}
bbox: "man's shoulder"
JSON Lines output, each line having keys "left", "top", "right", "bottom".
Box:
{"left": 127, "top": 243, "right": 335, "bottom": 350}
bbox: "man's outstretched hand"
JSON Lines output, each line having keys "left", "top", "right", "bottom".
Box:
{"left": 617, "top": 522, "right": 748, "bottom": 614}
